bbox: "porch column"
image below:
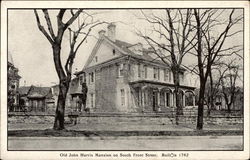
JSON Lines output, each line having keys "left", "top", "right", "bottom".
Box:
{"left": 141, "top": 90, "right": 144, "bottom": 111}
{"left": 173, "top": 93, "right": 176, "bottom": 107}
{"left": 164, "top": 92, "right": 167, "bottom": 107}
{"left": 183, "top": 93, "right": 185, "bottom": 107}
{"left": 171, "top": 93, "right": 173, "bottom": 107}
{"left": 157, "top": 91, "right": 160, "bottom": 106}
{"left": 193, "top": 95, "right": 196, "bottom": 107}
{"left": 138, "top": 89, "right": 141, "bottom": 107}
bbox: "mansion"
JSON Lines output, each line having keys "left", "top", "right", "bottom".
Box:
{"left": 73, "top": 23, "right": 196, "bottom": 113}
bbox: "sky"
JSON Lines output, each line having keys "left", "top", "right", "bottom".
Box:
{"left": 8, "top": 9, "right": 243, "bottom": 87}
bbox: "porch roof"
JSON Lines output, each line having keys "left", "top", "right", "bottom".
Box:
{"left": 129, "top": 80, "right": 195, "bottom": 91}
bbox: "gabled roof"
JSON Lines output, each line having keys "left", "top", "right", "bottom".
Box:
{"left": 19, "top": 86, "right": 52, "bottom": 99}
{"left": 18, "top": 86, "right": 31, "bottom": 95}
{"left": 77, "top": 33, "right": 191, "bottom": 76}
{"left": 81, "top": 36, "right": 172, "bottom": 72}
{"left": 107, "top": 37, "right": 171, "bottom": 66}
{"left": 29, "top": 86, "right": 51, "bottom": 97}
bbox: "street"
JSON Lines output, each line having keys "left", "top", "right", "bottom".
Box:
{"left": 8, "top": 136, "right": 243, "bottom": 150}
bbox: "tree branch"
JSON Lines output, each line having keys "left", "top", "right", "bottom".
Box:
{"left": 42, "top": 9, "right": 56, "bottom": 40}
{"left": 34, "top": 9, "right": 54, "bottom": 44}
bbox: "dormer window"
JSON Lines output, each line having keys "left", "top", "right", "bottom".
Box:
{"left": 79, "top": 75, "right": 83, "bottom": 84}
{"left": 113, "top": 49, "right": 116, "bottom": 55}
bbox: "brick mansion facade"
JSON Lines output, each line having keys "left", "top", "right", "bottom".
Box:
{"left": 73, "top": 23, "right": 196, "bottom": 113}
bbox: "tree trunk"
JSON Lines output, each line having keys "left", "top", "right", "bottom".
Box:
{"left": 227, "top": 103, "right": 232, "bottom": 113}
{"left": 172, "top": 67, "right": 183, "bottom": 125}
{"left": 197, "top": 82, "right": 205, "bottom": 130}
{"left": 52, "top": 44, "right": 70, "bottom": 130}
{"left": 53, "top": 82, "right": 69, "bottom": 130}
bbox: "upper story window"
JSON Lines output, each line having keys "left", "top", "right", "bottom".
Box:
{"left": 169, "top": 71, "right": 172, "bottom": 82}
{"left": 119, "top": 63, "right": 124, "bottom": 77}
{"left": 89, "top": 72, "right": 94, "bottom": 83}
{"left": 142, "top": 65, "right": 147, "bottom": 78}
{"left": 83, "top": 72, "right": 86, "bottom": 83}
{"left": 95, "top": 56, "right": 98, "bottom": 62}
{"left": 158, "top": 69, "right": 160, "bottom": 80}
{"left": 153, "top": 67, "right": 157, "bottom": 79}
{"left": 113, "top": 49, "right": 116, "bottom": 55}
{"left": 138, "top": 64, "right": 141, "bottom": 78}
{"left": 121, "top": 89, "right": 125, "bottom": 106}
{"left": 154, "top": 67, "right": 160, "bottom": 80}
{"left": 164, "top": 69, "right": 169, "bottom": 82}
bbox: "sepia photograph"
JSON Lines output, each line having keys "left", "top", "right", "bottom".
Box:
{"left": 1, "top": 1, "right": 249, "bottom": 160}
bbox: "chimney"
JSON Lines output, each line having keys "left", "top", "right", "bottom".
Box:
{"left": 98, "top": 30, "right": 106, "bottom": 38}
{"left": 107, "top": 23, "right": 116, "bottom": 41}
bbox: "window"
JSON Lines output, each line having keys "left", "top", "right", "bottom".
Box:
{"left": 113, "top": 49, "right": 116, "bottom": 55}
{"left": 89, "top": 73, "right": 91, "bottom": 83}
{"left": 83, "top": 72, "right": 86, "bottom": 83}
{"left": 79, "top": 75, "right": 83, "bottom": 84}
{"left": 89, "top": 72, "right": 94, "bottom": 83}
{"left": 121, "top": 89, "right": 125, "bottom": 106}
{"left": 91, "top": 72, "right": 94, "bottom": 82}
{"left": 144, "top": 65, "right": 147, "bottom": 78}
{"left": 164, "top": 69, "right": 169, "bottom": 81}
{"left": 138, "top": 64, "right": 141, "bottom": 78}
{"left": 153, "top": 67, "right": 157, "bottom": 79}
{"left": 154, "top": 67, "right": 160, "bottom": 80}
{"left": 119, "top": 63, "right": 124, "bottom": 77}
{"left": 158, "top": 68, "right": 160, "bottom": 80}
{"left": 169, "top": 71, "right": 171, "bottom": 82}
{"left": 141, "top": 65, "right": 147, "bottom": 78}
{"left": 95, "top": 56, "right": 98, "bottom": 62}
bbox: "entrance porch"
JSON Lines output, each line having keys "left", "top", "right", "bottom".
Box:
{"left": 129, "top": 80, "right": 196, "bottom": 113}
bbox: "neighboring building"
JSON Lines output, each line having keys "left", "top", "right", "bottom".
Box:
{"left": 7, "top": 53, "right": 21, "bottom": 111}
{"left": 215, "top": 87, "right": 244, "bottom": 112}
{"left": 74, "top": 23, "right": 196, "bottom": 113}
{"left": 18, "top": 86, "right": 53, "bottom": 112}
{"left": 51, "top": 78, "right": 85, "bottom": 113}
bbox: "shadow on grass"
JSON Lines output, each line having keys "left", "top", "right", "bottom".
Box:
{"left": 8, "top": 129, "right": 243, "bottom": 137}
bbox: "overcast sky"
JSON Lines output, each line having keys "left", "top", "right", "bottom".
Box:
{"left": 8, "top": 9, "right": 243, "bottom": 87}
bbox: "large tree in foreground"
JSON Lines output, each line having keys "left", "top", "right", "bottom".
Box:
{"left": 194, "top": 9, "right": 243, "bottom": 130}
{"left": 137, "top": 9, "right": 196, "bottom": 124}
{"left": 34, "top": 9, "right": 104, "bottom": 130}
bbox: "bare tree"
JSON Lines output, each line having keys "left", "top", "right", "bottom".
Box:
{"left": 204, "top": 72, "right": 219, "bottom": 116}
{"left": 136, "top": 9, "right": 196, "bottom": 124}
{"left": 34, "top": 9, "right": 105, "bottom": 130}
{"left": 204, "top": 59, "right": 235, "bottom": 116}
{"left": 193, "top": 9, "right": 243, "bottom": 130}
{"left": 219, "top": 61, "right": 241, "bottom": 113}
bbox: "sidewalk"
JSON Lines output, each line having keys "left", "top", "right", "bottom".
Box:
{"left": 8, "top": 122, "right": 243, "bottom": 132}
